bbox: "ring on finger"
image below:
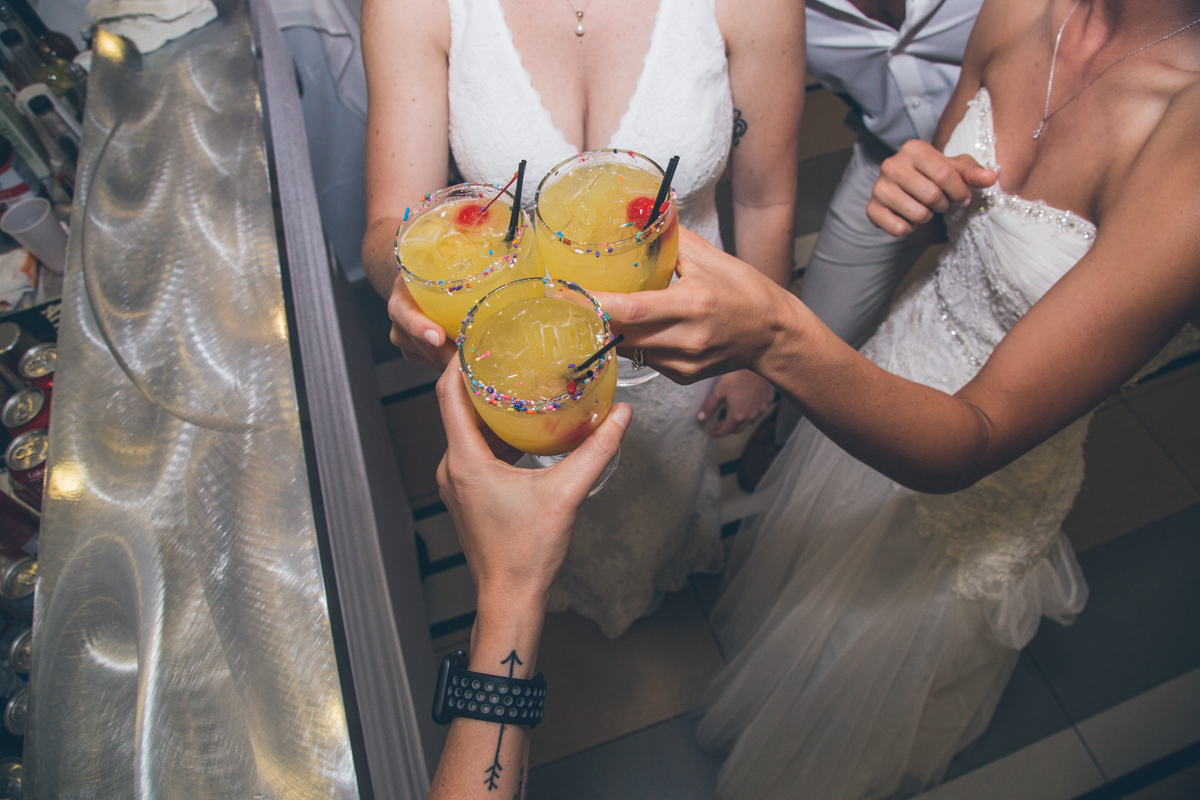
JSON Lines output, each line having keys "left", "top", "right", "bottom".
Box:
{"left": 632, "top": 348, "right": 645, "bottom": 369}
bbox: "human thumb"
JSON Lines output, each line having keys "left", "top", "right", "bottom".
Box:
{"left": 950, "top": 154, "right": 998, "bottom": 188}
{"left": 555, "top": 403, "right": 632, "bottom": 499}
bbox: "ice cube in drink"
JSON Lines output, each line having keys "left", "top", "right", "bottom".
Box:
{"left": 459, "top": 278, "right": 616, "bottom": 456}
{"left": 534, "top": 150, "right": 678, "bottom": 294}
{"left": 396, "top": 184, "right": 543, "bottom": 336}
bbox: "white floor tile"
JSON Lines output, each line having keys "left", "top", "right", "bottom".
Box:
{"left": 1124, "top": 760, "right": 1200, "bottom": 800}
{"left": 422, "top": 563, "right": 476, "bottom": 625}
{"left": 1076, "top": 667, "right": 1200, "bottom": 781}
{"left": 719, "top": 472, "right": 756, "bottom": 525}
{"left": 917, "top": 728, "right": 1104, "bottom": 800}
{"left": 794, "top": 231, "right": 820, "bottom": 272}
{"left": 415, "top": 510, "right": 461, "bottom": 563}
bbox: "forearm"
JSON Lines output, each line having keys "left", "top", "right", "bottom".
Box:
{"left": 427, "top": 595, "right": 545, "bottom": 800}
{"left": 757, "top": 292, "right": 993, "bottom": 493}
{"left": 363, "top": 217, "right": 404, "bottom": 299}
{"left": 731, "top": 200, "right": 796, "bottom": 288}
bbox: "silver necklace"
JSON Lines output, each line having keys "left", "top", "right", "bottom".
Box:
{"left": 563, "top": 0, "right": 592, "bottom": 36}
{"left": 1035, "top": 0, "right": 1200, "bottom": 139}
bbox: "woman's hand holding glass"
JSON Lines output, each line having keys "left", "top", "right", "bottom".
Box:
{"left": 594, "top": 227, "right": 802, "bottom": 385}
{"left": 436, "top": 359, "right": 631, "bottom": 612}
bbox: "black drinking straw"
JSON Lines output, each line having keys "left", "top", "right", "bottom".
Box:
{"left": 644, "top": 155, "right": 680, "bottom": 229}
{"left": 505, "top": 159, "right": 528, "bottom": 242}
{"left": 570, "top": 334, "right": 624, "bottom": 376}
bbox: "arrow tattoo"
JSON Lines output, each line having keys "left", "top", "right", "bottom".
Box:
{"left": 484, "top": 651, "right": 523, "bottom": 791}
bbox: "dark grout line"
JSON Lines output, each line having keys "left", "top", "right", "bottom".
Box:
{"left": 1025, "top": 650, "right": 1109, "bottom": 781}
{"left": 1123, "top": 399, "right": 1200, "bottom": 495}
{"left": 413, "top": 500, "right": 448, "bottom": 521}
{"left": 381, "top": 380, "right": 437, "bottom": 406}
{"left": 530, "top": 710, "right": 709, "bottom": 775}
{"left": 422, "top": 552, "right": 467, "bottom": 578}
{"left": 690, "top": 577, "right": 727, "bottom": 663}
{"left": 1070, "top": 740, "right": 1200, "bottom": 800}
{"left": 429, "top": 610, "right": 476, "bottom": 640}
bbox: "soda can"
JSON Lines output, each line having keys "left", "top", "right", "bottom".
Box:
{"left": 0, "top": 324, "right": 34, "bottom": 395}
{"left": 4, "top": 429, "right": 45, "bottom": 509}
{"left": 0, "top": 490, "right": 36, "bottom": 558}
{"left": 4, "top": 684, "right": 26, "bottom": 735}
{"left": 7, "top": 627, "right": 29, "bottom": 674}
{"left": 0, "top": 554, "right": 33, "bottom": 601}
{"left": 0, "top": 755, "right": 21, "bottom": 800}
{"left": 16, "top": 343, "right": 53, "bottom": 391}
{"left": 1, "top": 388, "right": 47, "bottom": 437}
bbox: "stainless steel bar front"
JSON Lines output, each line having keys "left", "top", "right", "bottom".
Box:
{"left": 25, "top": 3, "right": 359, "bottom": 797}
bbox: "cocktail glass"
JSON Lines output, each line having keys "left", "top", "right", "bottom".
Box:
{"left": 458, "top": 277, "right": 619, "bottom": 495}
{"left": 533, "top": 150, "right": 679, "bottom": 386}
{"left": 396, "top": 183, "right": 544, "bottom": 338}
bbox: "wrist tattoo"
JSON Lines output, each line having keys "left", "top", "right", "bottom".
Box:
{"left": 733, "top": 108, "right": 748, "bottom": 147}
{"left": 484, "top": 650, "right": 524, "bottom": 791}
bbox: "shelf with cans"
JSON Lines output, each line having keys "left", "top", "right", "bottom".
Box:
{"left": 0, "top": 0, "right": 87, "bottom": 318}
{"left": 0, "top": 298, "right": 56, "bottom": 786}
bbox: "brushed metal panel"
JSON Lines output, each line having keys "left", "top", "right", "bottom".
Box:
{"left": 24, "top": 4, "right": 359, "bottom": 798}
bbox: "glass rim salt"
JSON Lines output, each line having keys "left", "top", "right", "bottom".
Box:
{"left": 394, "top": 183, "right": 530, "bottom": 292}
{"left": 532, "top": 149, "right": 677, "bottom": 256}
{"left": 457, "top": 277, "right": 614, "bottom": 415}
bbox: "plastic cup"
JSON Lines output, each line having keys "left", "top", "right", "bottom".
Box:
{"left": 1, "top": 198, "right": 65, "bottom": 274}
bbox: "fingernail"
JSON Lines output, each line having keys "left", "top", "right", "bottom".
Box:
{"left": 424, "top": 330, "right": 440, "bottom": 347}
{"left": 612, "top": 404, "right": 632, "bottom": 430}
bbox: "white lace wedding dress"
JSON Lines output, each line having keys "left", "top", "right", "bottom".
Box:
{"left": 446, "top": 0, "right": 733, "bottom": 636}
{"left": 697, "top": 87, "right": 1198, "bottom": 799}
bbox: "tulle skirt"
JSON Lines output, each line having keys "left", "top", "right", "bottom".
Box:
{"left": 697, "top": 419, "right": 1088, "bottom": 800}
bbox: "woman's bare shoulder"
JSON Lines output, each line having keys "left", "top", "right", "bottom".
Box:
{"left": 716, "top": 0, "right": 804, "bottom": 55}
{"left": 969, "top": 0, "right": 1053, "bottom": 62}
{"left": 362, "top": 0, "right": 451, "bottom": 56}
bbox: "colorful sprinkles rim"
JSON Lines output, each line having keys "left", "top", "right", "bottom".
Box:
{"left": 457, "top": 277, "right": 614, "bottom": 415}
{"left": 532, "top": 149, "right": 677, "bottom": 256}
{"left": 395, "top": 183, "right": 530, "bottom": 293}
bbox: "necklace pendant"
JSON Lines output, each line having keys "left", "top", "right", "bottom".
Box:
{"left": 576, "top": 22, "right": 585, "bottom": 35}
{"left": 1032, "top": 120, "right": 1046, "bottom": 140}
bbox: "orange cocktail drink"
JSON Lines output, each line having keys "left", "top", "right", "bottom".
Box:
{"left": 458, "top": 278, "right": 616, "bottom": 457}
{"left": 533, "top": 150, "right": 678, "bottom": 294}
{"left": 396, "top": 184, "right": 542, "bottom": 337}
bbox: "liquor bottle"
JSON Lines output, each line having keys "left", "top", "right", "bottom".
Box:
{"left": 0, "top": 0, "right": 77, "bottom": 61}
{"left": 23, "top": 94, "right": 72, "bottom": 195}
{"left": 0, "top": 29, "right": 83, "bottom": 119}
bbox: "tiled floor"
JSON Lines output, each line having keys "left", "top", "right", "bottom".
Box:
{"left": 364, "top": 84, "right": 1200, "bottom": 799}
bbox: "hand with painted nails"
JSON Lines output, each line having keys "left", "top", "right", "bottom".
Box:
{"left": 435, "top": 359, "right": 632, "bottom": 609}
{"left": 867, "top": 139, "right": 998, "bottom": 237}
{"left": 386, "top": 271, "right": 459, "bottom": 371}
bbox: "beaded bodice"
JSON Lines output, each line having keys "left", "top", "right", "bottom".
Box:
{"left": 862, "top": 88, "right": 1099, "bottom": 601}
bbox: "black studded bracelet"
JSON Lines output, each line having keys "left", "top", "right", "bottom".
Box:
{"left": 432, "top": 650, "right": 546, "bottom": 728}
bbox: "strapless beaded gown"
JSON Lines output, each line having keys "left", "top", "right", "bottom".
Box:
{"left": 697, "top": 87, "right": 1200, "bottom": 800}
{"left": 446, "top": 0, "right": 734, "bottom": 637}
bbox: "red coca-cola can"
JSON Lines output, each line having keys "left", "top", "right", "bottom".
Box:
{"left": 16, "top": 344, "right": 53, "bottom": 392}
{"left": 4, "top": 430, "right": 46, "bottom": 510}
{"left": 0, "top": 389, "right": 47, "bottom": 437}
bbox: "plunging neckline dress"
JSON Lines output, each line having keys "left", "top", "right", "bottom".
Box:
{"left": 696, "top": 86, "right": 1200, "bottom": 800}
{"left": 446, "top": 0, "right": 735, "bottom": 637}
